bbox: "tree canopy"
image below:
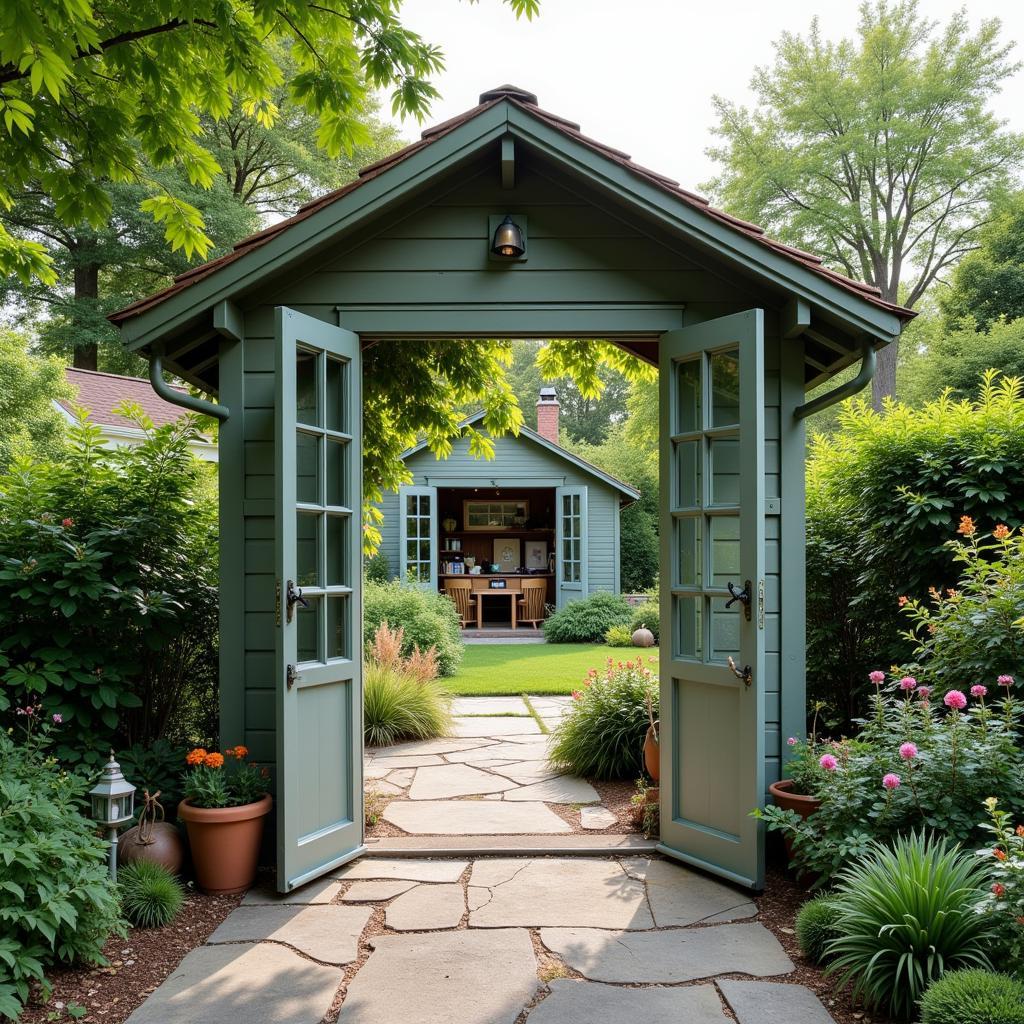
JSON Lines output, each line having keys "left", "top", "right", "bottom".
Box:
{"left": 705, "top": 0, "right": 1022, "bottom": 405}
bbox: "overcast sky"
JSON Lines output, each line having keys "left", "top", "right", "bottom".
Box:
{"left": 384, "top": 0, "right": 1024, "bottom": 194}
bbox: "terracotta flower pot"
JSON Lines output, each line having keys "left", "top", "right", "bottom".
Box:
{"left": 644, "top": 723, "right": 660, "bottom": 782}
{"left": 767, "top": 779, "right": 821, "bottom": 820}
{"left": 178, "top": 794, "right": 272, "bottom": 894}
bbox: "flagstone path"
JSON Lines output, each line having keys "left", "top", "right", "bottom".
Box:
{"left": 125, "top": 854, "right": 837, "bottom": 1024}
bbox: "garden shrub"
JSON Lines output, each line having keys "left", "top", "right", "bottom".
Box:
{"left": 806, "top": 372, "right": 1024, "bottom": 727}
{"left": 543, "top": 591, "right": 632, "bottom": 643}
{"left": 118, "top": 861, "right": 184, "bottom": 929}
{"left": 629, "top": 601, "right": 659, "bottom": 644}
{"left": 363, "top": 580, "right": 463, "bottom": 676}
{"left": 794, "top": 895, "right": 840, "bottom": 964}
{"left": 0, "top": 716, "right": 123, "bottom": 1019}
{"left": 363, "top": 663, "right": 453, "bottom": 747}
{"left": 826, "top": 832, "right": 995, "bottom": 1020}
{"left": 972, "top": 798, "right": 1024, "bottom": 977}
{"left": 0, "top": 409, "right": 218, "bottom": 765}
{"left": 920, "top": 969, "right": 1024, "bottom": 1024}
{"left": 548, "top": 657, "right": 659, "bottom": 779}
{"left": 364, "top": 550, "right": 392, "bottom": 584}
{"left": 760, "top": 673, "right": 1024, "bottom": 882}
{"left": 604, "top": 624, "right": 633, "bottom": 647}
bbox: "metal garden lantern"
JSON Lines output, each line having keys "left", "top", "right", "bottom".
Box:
{"left": 89, "top": 752, "right": 136, "bottom": 881}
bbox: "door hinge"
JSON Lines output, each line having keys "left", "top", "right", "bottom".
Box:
{"left": 286, "top": 663, "right": 300, "bottom": 690}
{"left": 757, "top": 578, "right": 765, "bottom": 630}
{"left": 275, "top": 579, "right": 282, "bottom": 627}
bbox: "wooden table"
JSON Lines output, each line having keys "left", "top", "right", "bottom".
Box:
{"left": 439, "top": 573, "right": 553, "bottom": 629}
{"left": 474, "top": 589, "right": 518, "bottom": 629}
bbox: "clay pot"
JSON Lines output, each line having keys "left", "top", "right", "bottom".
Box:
{"left": 632, "top": 625, "right": 655, "bottom": 648}
{"left": 178, "top": 794, "right": 272, "bottom": 894}
{"left": 117, "top": 821, "right": 184, "bottom": 875}
{"left": 767, "top": 779, "right": 821, "bottom": 821}
{"left": 643, "top": 723, "right": 660, "bottom": 782}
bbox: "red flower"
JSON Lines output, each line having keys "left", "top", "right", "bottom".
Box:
{"left": 992, "top": 883, "right": 1006, "bottom": 897}
{"left": 993, "top": 848, "right": 1008, "bottom": 861}
{"left": 61, "top": 517, "right": 74, "bottom": 528}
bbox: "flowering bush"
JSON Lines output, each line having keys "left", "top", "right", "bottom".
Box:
{"left": 548, "top": 657, "right": 659, "bottom": 780}
{"left": 898, "top": 519, "right": 1024, "bottom": 697}
{"left": 973, "top": 797, "right": 1024, "bottom": 976}
{"left": 181, "top": 744, "right": 268, "bottom": 809}
{"left": 759, "top": 671, "right": 1024, "bottom": 882}
{"left": 780, "top": 701, "right": 833, "bottom": 794}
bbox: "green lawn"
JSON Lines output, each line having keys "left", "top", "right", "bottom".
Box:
{"left": 442, "top": 643, "right": 657, "bottom": 695}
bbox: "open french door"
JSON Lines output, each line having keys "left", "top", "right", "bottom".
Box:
{"left": 399, "top": 485, "right": 438, "bottom": 589}
{"left": 658, "top": 310, "right": 766, "bottom": 890}
{"left": 554, "top": 485, "right": 588, "bottom": 609}
{"left": 275, "top": 307, "right": 364, "bottom": 891}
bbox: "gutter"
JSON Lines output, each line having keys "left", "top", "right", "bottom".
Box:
{"left": 793, "top": 338, "right": 876, "bottom": 421}
{"left": 149, "top": 352, "right": 229, "bottom": 422}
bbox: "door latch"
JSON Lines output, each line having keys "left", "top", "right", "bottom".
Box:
{"left": 727, "top": 656, "right": 753, "bottom": 688}
{"left": 286, "top": 579, "right": 309, "bottom": 624}
{"left": 726, "top": 579, "right": 752, "bottom": 621}
{"left": 286, "top": 663, "right": 300, "bottom": 689}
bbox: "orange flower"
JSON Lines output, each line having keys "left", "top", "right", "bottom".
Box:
{"left": 993, "top": 848, "right": 1008, "bottom": 861}
{"left": 204, "top": 752, "right": 225, "bottom": 768}
{"left": 898, "top": 595, "right": 908, "bottom": 607}
{"left": 186, "top": 748, "right": 207, "bottom": 766}
{"left": 994, "top": 524, "right": 1010, "bottom": 540}
{"left": 226, "top": 745, "right": 249, "bottom": 759}
{"left": 1016, "top": 824, "right": 1024, "bottom": 838}
{"left": 957, "top": 515, "right": 976, "bottom": 537}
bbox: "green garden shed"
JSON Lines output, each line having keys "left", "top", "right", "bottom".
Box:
{"left": 112, "top": 85, "right": 913, "bottom": 892}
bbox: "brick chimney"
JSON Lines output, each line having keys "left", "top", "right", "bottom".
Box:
{"left": 536, "top": 387, "right": 560, "bottom": 444}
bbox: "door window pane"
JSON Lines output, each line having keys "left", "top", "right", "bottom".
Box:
{"left": 710, "top": 437, "right": 740, "bottom": 506}
{"left": 296, "top": 431, "right": 319, "bottom": 504}
{"left": 325, "top": 357, "right": 347, "bottom": 434}
{"left": 710, "top": 349, "right": 740, "bottom": 427}
{"left": 673, "top": 595, "right": 703, "bottom": 659}
{"left": 709, "top": 515, "right": 740, "bottom": 588}
{"left": 296, "top": 512, "right": 319, "bottom": 586}
{"left": 326, "top": 438, "right": 348, "bottom": 507}
{"left": 561, "top": 493, "right": 582, "bottom": 583}
{"left": 675, "top": 440, "right": 702, "bottom": 509}
{"left": 404, "top": 492, "right": 433, "bottom": 583}
{"left": 296, "top": 350, "right": 318, "bottom": 426}
{"left": 326, "top": 596, "right": 349, "bottom": 660}
{"left": 709, "top": 596, "right": 741, "bottom": 661}
{"left": 326, "top": 514, "right": 348, "bottom": 587}
{"left": 675, "top": 516, "right": 702, "bottom": 588}
{"left": 676, "top": 358, "right": 701, "bottom": 434}
{"left": 296, "top": 597, "right": 321, "bottom": 663}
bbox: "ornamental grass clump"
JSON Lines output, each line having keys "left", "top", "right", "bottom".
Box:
{"left": 548, "top": 657, "right": 659, "bottom": 780}
{"left": 920, "top": 969, "right": 1024, "bottom": 1024}
{"left": 826, "top": 832, "right": 995, "bottom": 1020}
{"left": 794, "top": 895, "right": 841, "bottom": 964}
{"left": 119, "top": 861, "right": 185, "bottom": 929}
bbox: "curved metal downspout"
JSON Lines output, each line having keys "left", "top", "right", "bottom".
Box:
{"left": 149, "top": 352, "right": 230, "bottom": 421}
{"left": 793, "top": 338, "right": 876, "bottom": 421}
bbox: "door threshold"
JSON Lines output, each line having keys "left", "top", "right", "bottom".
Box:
{"left": 364, "top": 834, "right": 659, "bottom": 857}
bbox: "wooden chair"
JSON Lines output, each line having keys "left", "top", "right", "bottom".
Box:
{"left": 444, "top": 578, "right": 477, "bottom": 628}
{"left": 516, "top": 577, "right": 547, "bottom": 629}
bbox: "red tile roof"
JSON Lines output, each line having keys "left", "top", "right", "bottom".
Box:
{"left": 61, "top": 368, "right": 191, "bottom": 428}
{"left": 109, "top": 87, "right": 914, "bottom": 327}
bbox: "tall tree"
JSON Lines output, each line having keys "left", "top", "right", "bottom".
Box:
{"left": 705, "top": 1, "right": 1021, "bottom": 405}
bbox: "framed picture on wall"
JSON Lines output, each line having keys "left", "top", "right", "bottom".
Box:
{"left": 493, "top": 538, "right": 521, "bottom": 572}
{"left": 524, "top": 541, "right": 547, "bottom": 570}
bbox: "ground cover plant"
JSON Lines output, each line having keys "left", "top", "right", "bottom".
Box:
{"left": 441, "top": 644, "right": 629, "bottom": 696}
{"left": 543, "top": 591, "right": 633, "bottom": 643}
{"left": 548, "top": 656, "right": 659, "bottom": 780}
{"left": 794, "top": 895, "right": 840, "bottom": 965}
{"left": 920, "top": 968, "right": 1024, "bottom": 1024}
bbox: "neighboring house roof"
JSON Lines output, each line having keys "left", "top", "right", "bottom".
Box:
{"left": 110, "top": 85, "right": 914, "bottom": 329}
{"left": 60, "top": 367, "right": 193, "bottom": 428}
{"left": 401, "top": 410, "right": 641, "bottom": 504}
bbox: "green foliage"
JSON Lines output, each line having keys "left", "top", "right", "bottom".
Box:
{"left": 362, "top": 580, "right": 463, "bottom": 676}
{"left": 758, "top": 677, "right": 1024, "bottom": 883}
{"left": 117, "top": 739, "right": 188, "bottom": 817}
{"left": 619, "top": 502, "right": 659, "bottom": 593}
{"left": 972, "top": 799, "right": 1024, "bottom": 977}
{"left": 0, "top": 331, "right": 70, "bottom": 470}
{"left": 920, "top": 969, "right": 1024, "bottom": 1024}
{"left": 603, "top": 624, "right": 633, "bottom": 647}
{"left": 805, "top": 373, "right": 1024, "bottom": 727}
{"left": 794, "top": 896, "right": 840, "bottom": 964}
{"left": 548, "top": 657, "right": 658, "bottom": 780}
{"left": 826, "top": 833, "right": 995, "bottom": 1020}
{"left": 942, "top": 191, "right": 1024, "bottom": 331}
{"left": 0, "top": 723, "right": 124, "bottom": 1019}
{"left": 363, "top": 663, "right": 453, "bottom": 747}
{"left": 0, "top": 0, "right": 538, "bottom": 284}
{"left": 364, "top": 550, "right": 392, "bottom": 585}
{"left": 544, "top": 592, "right": 633, "bottom": 644}
{"left": 629, "top": 601, "right": 659, "bottom": 644}
{"left": 118, "top": 862, "right": 184, "bottom": 929}
{"left": 0, "top": 410, "right": 219, "bottom": 764}
{"left": 182, "top": 746, "right": 268, "bottom": 810}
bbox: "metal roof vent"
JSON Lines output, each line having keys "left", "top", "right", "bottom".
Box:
{"left": 479, "top": 84, "right": 538, "bottom": 105}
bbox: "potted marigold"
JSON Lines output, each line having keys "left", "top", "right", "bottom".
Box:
{"left": 178, "top": 745, "right": 271, "bottom": 894}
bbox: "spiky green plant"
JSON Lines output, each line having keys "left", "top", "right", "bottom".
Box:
{"left": 363, "top": 663, "right": 453, "bottom": 747}
{"left": 826, "top": 832, "right": 995, "bottom": 1020}
{"left": 118, "top": 861, "right": 184, "bottom": 929}
{"left": 795, "top": 895, "right": 841, "bottom": 964}
{"left": 920, "top": 969, "right": 1024, "bottom": 1024}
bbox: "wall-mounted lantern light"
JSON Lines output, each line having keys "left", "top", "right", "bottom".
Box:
{"left": 90, "top": 752, "right": 136, "bottom": 881}
{"left": 489, "top": 214, "right": 527, "bottom": 260}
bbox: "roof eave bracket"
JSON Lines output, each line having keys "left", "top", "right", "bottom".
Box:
{"left": 793, "top": 337, "right": 876, "bottom": 421}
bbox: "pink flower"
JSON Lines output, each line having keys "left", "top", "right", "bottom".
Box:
{"left": 916, "top": 686, "right": 932, "bottom": 699}
{"left": 899, "top": 742, "right": 917, "bottom": 760}
{"left": 61, "top": 517, "right": 74, "bottom": 528}
{"left": 869, "top": 670, "right": 885, "bottom": 685}
{"left": 899, "top": 676, "right": 917, "bottom": 691}
{"left": 819, "top": 754, "right": 838, "bottom": 772}
{"left": 998, "top": 675, "right": 1015, "bottom": 688}
{"left": 882, "top": 773, "right": 901, "bottom": 790}
{"left": 787, "top": 737, "right": 798, "bottom": 747}
{"left": 944, "top": 690, "right": 967, "bottom": 710}
{"left": 51, "top": 713, "right": 63, "bottom": 724}
{"left": 571, "top": 690, "right": 582, "bottom": 700}
{"left": 970, "top": 685, "right": 988, "bottom": 698}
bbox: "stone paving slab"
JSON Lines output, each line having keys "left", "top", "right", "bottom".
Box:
{"left": 339, "top": 928, "right": 539, "bottom": 1024}
{"left": 334, "top": 857, "right": 469, "bottom": 882}
{"left": 369, "top": 737, "right": 495, "bottom": 757}
{"left": 452, "top": 716, "right": 542, "bottom": 737}
{"left": 541, "top": 923, "right": 794, "bottom": 983}
{"left": 384, "top": 800, "right": 572, "bottom": 835}
{"left": 527, "top": 980, "right": 729, "bottom": 1024}
{"left": 366, "top": 779, "right": 404, "bottom": 796}
{"left": 452, "top": 697, "right": 530, "bottom": 715}
{"left": 364, "top": 763, "right": 393, "bottom": 779}
{"left": 242, "top": 876, "right": 343, "bottom": 906}
{"left": 123, "top": 942, "right": 342, "bottom": 1024}
{"left": 208, "top": 905, "right": 371, "bottom": 965}
{"left": 408, "top": 763, "right": 519, "bottom": 800}
{"left": 385, "top": 882, "right": 466, "bottom": 930}
{"left": 367, "top": 835, "right": 659, "bottom": 856}
{"left": 468, "top": 858, "right": 653, "bottom": 929}
{"left": 366, "top": 753, "right": 444, "bottom": 768}
{"left": 503, "top": 776, "right": 600, "bottom": 804}
{"left": 340, "top": 880, "right": 417, "bottom": 902}
{"left": 718, "top": 981, "right": 837, "bottom": 1024}
{"left": 446, "top": 739, "right": 551, "bottom": 762}
{"left": 632, "top": 858, "right": 758, "bottom": 926}
{"left": 580, "top": 806, "right": 617, "bottom": 829}
{"left": 489, "top": 761, "right": 568, "bottom": 783}
{"left": 385, "top": 767, "right": 415, "bottom": 787}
